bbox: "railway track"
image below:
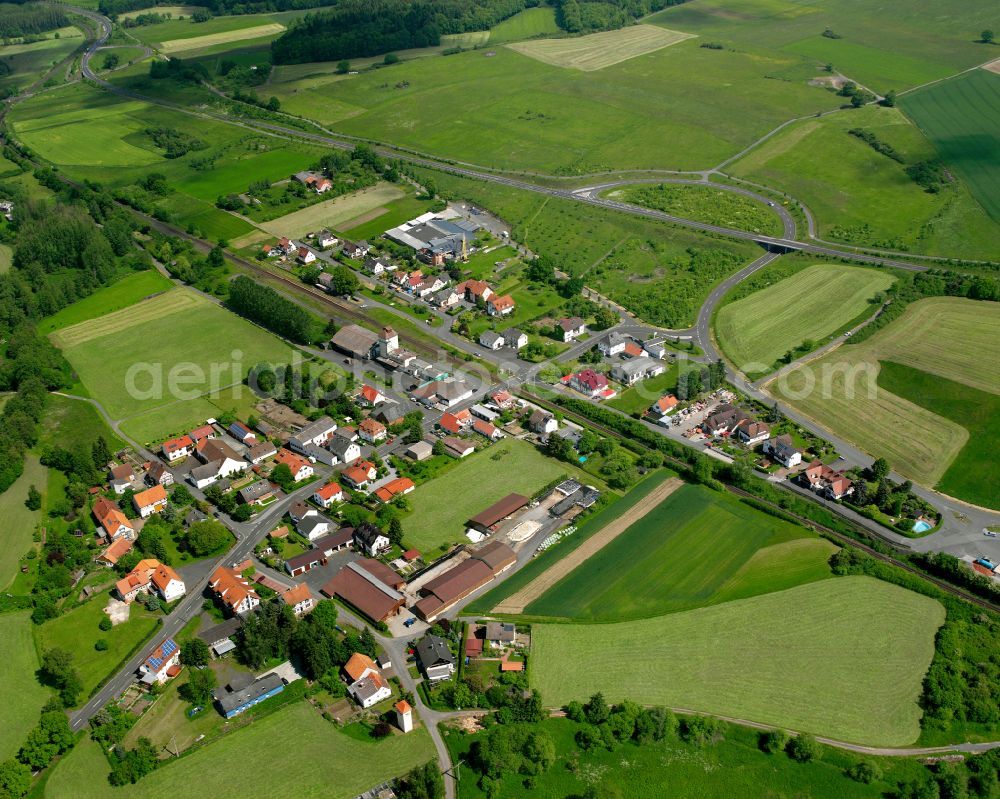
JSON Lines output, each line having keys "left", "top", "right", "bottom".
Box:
{"left": 519, "top": 390, "right": 1000, "bottom": 615}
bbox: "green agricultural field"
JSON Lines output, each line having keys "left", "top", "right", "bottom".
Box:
{"left": 51, "top": 287, "right": 298, "bottom": 427}
{"left": 0, "top": 456, "right": 46, "bottom": 589}
{"left": 488, "top": 7, "right": 560, "bottom": 43}
{"left": 728, "top": 106, "right": 1000, "bottom": 260}
{"left": 256, "top": 183, "right": 405, "bottom": 238}
{"left": 612, "top": 183, "right": 783, "bottom": 237}
{"left": 648, "top": 0, "right": 994, "bottom": 92}
{"left": 445, "top": 717, "right": 927, "bottom": 799}
{"left": 507, "top": 25, "right": 694, "bottom": 72}
{"left": 0, "top": 31, "right": 84, "bottom": 95}
{"left": 877, "top": 361, "right": 1000, "bottom": 509}
{"left": 38, "top": 270, "right": 175, "bottom": 335}
{"left": 36, "top": 597, "right": 161, "bottom": 699}
{"left": 416, "top": 168, "right": 758, "bottom": 329}
{"left": 46, "top": 702, "right": 436, "bottom": 799}
{"left": 524, "top": 484, "right": 832, "bottom": 621}
{"left": 127, "top": 13, "right": 283, "bottom": 48}
{"left": 315, "top": 40, "right": 841, "bottom": 174}
{"left": 769, "top": 296, "right": 1000, "bottom": 494}
{"left": 117, "top": 384, "right": 262, "bottom": 445}
{"left": 0, "top": 613, "right": 51, "bottom": 760}
{"left": 403, "top": 438, "right": 594, "bottom": 555}
{"left": 901, "top": 69, "right": 1000, "bottom": 224}
{"left": 8, "top": 83, "right": 321, "bottom": 240}
{"left": 0, "top": 243, "right": 12, "bottom": 273}
{"left": 715, "top": 264, "right": 895, "bottom": 378}
{"left": 39, "top": 394, "right": 128, "bottom": 455}
{"left": 532, "top": 576, "right": 944, "bottom": 746}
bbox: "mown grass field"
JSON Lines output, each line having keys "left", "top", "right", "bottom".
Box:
{"left": 728, "top": 106, "right": 1000, "bottom": 260}
{"left": 52, "top": 287, "right": 297, "bottom": 425}
{"left": 38, "top": 270, "right": 174, "bottom": 334}
{"left": 0, "top": 613, "right": 51, "bottom": 760}
{"left": 0, "top": 455, "right": 46, "bottom": 589}
{"left": 648, "top": 0, "right": 994, "bottom": 92}
{"left": 257, "top": 182, "right": 405, "bottom": 238}
{"left": 877, "top": 361, "right": 1000, "bottom": 509}
{"left": 416, "top": 168, "right": 758, "bottom": 329}
{"left": 128, "top": 13, "right": 282, "bottom": 47}
{"left": 36, "top": 597, "right": 161, "bottom": 700}
{"left": 612, "top": 183, "right": 783, "bottom": 236}
{"left": 161, "top": 23, "right": 286, "bottom": 53}
{"left": 900, "top": 69, "right": 1000, "bottom": 224}
{"left": 715, "top": 264, "right": 895, "bottom": 377}
{"left": 318, "top": 40, "right": 840, "bottom": 174}
{"left": 769, "top": 296, "right": 1000, "bottom": 492}
{"left": 524, "top": 484, "right": 832, "bottom": 621}
{"left": 507, "top": 25, "right": 694, "bottom": 71}
{"left": 532, "top": 576, "right": 944, "bottom": 746}
{"left": 46, "top": 701, "right": 435, "bottom": 799}
{"left": 445, "top": 717, "right": 927, "bottom": 799}
{"left": 0, "top": 243, "right": 12, "bottom": 273}
{"left": 403, "top": 438, "right": 594, "bottom": 555}
{"left": 488, "top": 7, "right": 560, "bottom": 43}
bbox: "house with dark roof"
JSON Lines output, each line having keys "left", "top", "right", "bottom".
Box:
{"left": 354, "top": 522, "right": 390, "bottom": 556}
{"left": 286, "top": 550, "right": 323, "bottom": 577}
{"left": 762, "top": 434, "right": 802, "bottom": 468}
{"left": 238, "top": 480, "right": 273, "bottom": 506}
{"left": 558, "top": 317, "right": 586, "bottom": 342}
{"left": 415, "top": 635, "right": 456, "bottom": 682}
{"left": 567, "top": 369, "right": 609, "bottom": 397}
{"left": 216, "top": 673, "right": 285, "bottom": 719}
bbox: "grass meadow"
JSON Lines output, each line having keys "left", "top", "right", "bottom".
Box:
{"left": 36, "top": 596, "right": 161, "bottom": 699}
{"left": 531, "top": 576, "right": 944, "bottom": 746}
{"left": 0, "top": 613, "right": 51, "bottom": 760}
{"left": 612, "top": 182, "right": 783, "bottom": 236}
{"left": 403, "top": 438, "right": 594, "bottom": 555}
{"left": 127, "top": 13, "right": 285, "bottom": 48}
{"left": 769, "top": 297, "right": 1000, "bottom": 493}
{"left": 506, "top": 25, "right": 694, "bottom": 71}
{"left": 37, "top": 270, "right": 174, "bottom": 335}
{"left": 415, "top": 168, "right": 759, "bottom": 329}
{"left": 315, "top": 40, "right": 840, "bottom": 173}
{"left": 523, "top": 483, "right": 833, "bottom": 621}
{"left": 488, "top": 7, "right": 560, "bottom": 43}
{"left": 648, "top": 0, "right": 995, "bottom": 92}
{"left": 900, "top": 69, "right": 1000, "bottom": 224}
{"left": 728, "top": 106, "right": 1000, "bottom": 260}
{"left": 715, "top": 263, "right": 895, "bottom": 378}
{"left": 8, "top": 83, "right": 324, "bottom": 242}
{"left": 52, "top": 288, "right": 297, "bottom": 430}
{"left": 877, "top": 361, "right": 1000, "bottom": 508}
{"left": 46, "top": 702, "right": 435, "bottom": 799}
{"left": 39, "top": 394, "right": 128, "bottom": 454}
{"left": 445, "top": 717, "right": 926, "bottom": 799}
{"left": 0, "top": 455, "right": 46, "bottom": 589}
{"left": 0, "top": 31, "right": 84, "bottom": 96}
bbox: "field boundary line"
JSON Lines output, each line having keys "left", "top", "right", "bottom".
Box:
{"left": 492, "top": 476, "right": 683, "bottom": 614}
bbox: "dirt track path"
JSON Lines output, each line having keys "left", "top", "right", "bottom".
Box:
{"left": 492, "top": 476, "right": 683, "bottom": 614}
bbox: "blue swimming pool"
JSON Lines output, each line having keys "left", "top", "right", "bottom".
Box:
{"left": 912, "top": 520, "right": 932, "bottom": 533}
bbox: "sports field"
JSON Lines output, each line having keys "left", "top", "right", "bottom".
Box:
{"left": 507, "top": 25, "right": 694, "bottom": 71}
{"left": 531, "top": 576, "right": 944, "bottom": 746}
{"left": 612, "top": 183, "right": 783, "bottom": 237}
{"left": 769, "top": 297, "right": 1000, "bottom": 491}
{"left": 0, "top": 613, "right": 51, "bottom": 760}
{"left": 35, "top": 597, "right": 161, "bottom": 699}
{"left": 46, "top": 702, "right": 435, "bottom": 799}
{"left": 257, "top": 183, "right": 405, "bottom": 238}
{"left": 52, "top": 287, "right": 298, "bottom": 424}
{"left": 319, "top": 41, "right": 840, "bottom": 174}
{"left": 728, "top": 106, "right": 1000, "bottom": 260}
{"left": 0, "top": 456, "right": 46, "bottom": 589}
{"left": 900, "top": 69, "right": 1000, "bottom": 224}
{"left": 877, "top": 361, "right": 1000, "bottom": 509}
{"left": 403, "top": 438, "right": 592, "bottom": 555}
{"left": 38, "top": 270, "right": 174, "bottom": 334}
{"left": 522, "top": 483, "right": 833, "bottom": 621}
{"left": 715, "top": 264, "right": 895, "bottom": 377}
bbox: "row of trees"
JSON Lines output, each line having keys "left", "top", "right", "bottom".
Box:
{"left": 0, "top": 4, "right": 68, "bottom": 38}
{"left": 226, "top": 275, "right": 323, "bottom": 344}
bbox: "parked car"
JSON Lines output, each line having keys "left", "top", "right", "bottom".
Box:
{"left": 404, "top": 617, "right": 417, "bottom": 627}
